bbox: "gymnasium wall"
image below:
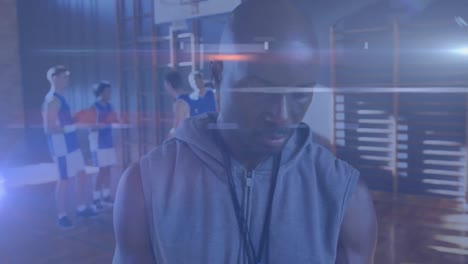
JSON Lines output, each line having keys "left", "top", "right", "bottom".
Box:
{"left": 0, "top": 0, "right": 25, "bottom": 167}
{"left": 12, "top": 0, "right": 377, "bottom": 165}
{"left": 300, "top": 0, "right": 377, "bottom": 143}
{"left": 16, "top": 0, "right": 119, "bottom": 164}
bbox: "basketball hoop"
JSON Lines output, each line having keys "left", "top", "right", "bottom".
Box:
{"left": 155, "top": 0, "right": 240, "bottom": 24}
{"left": 180, "top": 0, "right": 201, "bottom": 15}
{"left": 172, "top": 19, "right": 188, "bottom": 31}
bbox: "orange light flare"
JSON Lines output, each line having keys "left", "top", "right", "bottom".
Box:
{"left": 205, "top": 53, "right": 254, "bottom": 62}
{"left": 203, "top": 51, "right": 319, "bottom": 64}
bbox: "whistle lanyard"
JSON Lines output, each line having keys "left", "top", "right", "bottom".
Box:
{"left": 216, "top": 132, "right": 282, "bottom": 264}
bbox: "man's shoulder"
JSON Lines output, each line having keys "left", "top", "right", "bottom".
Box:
{"left": 206, "top": 89, "right": 215, "bottom": 96}
{"left": 303, "top": 143, "right": 362, "bottom": 221}
{"left": 174, "top": 97, "right": 190, "bottom": 108}
{"left": 305, "top": 142, "right": 359, "bottom": 182}
{"left": 140, "top": 136, "right": 198, "bottom": 171}
{"left": 141, "top": 138, "right": 179, "bottom": 164}
{"left": 120, "top": 162, "right": 142, "bottom": 190}
{"left": 137, "top": 140, "right": 178, "bottom": 190}
{"left": 43, "top": 96, "right": 60, "bottom": 109}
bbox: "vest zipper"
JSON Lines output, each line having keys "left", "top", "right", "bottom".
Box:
{"left": 244, "top": 170, "right": 253, "bottom": 264}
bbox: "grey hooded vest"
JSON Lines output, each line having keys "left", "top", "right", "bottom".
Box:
{"left": 140, "top": 114, "right": 359, "bottom": 264}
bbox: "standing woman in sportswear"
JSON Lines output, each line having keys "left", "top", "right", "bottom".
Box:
{"left": 89, "top": 81, "right": 118, "bottom": 209}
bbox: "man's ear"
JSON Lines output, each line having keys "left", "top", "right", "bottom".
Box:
{"left": 209, "top": 60, "right": 223, "bottom": 88}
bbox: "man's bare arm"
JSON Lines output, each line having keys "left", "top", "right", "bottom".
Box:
{"left": 44, "top": 99, "right": 64, "bottom": 134}
{"left": 113, "top": 163, "right": 155, "bottom": 264}
{"left": 110, "top": 109, "right": 120, "bottom": 123}
{"left": 88, "top": 106, "right": 99, "bottom": 131}
{"left": 173, "top": 99, "right": 189, "bottom": 130}
{"left": 336, "top": 179, "right": 377, "bottom": 264}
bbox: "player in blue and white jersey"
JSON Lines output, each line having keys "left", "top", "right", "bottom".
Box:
{"left": 42, "top": 65, "right": 98, "bottom": 229}
{"left": 89, "top": 81, "right": 118, "bottom": 210}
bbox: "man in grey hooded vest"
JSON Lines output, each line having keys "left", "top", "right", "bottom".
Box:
{"left": 113, "top": 0, "right": 377, "bottom": 263}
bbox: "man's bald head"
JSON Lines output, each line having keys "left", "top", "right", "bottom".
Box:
{"left": 216, "top": 0, "right": 320, "bottom": 159}
{"left": 225, "top": 0, "right": 317, "bottom": 45}
{"left": 217, "top": 0, "right": 320, "bottom": 88}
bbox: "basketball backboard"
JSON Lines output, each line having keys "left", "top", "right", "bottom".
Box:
{"left": 154, "top": 0, "right": 241, "bottom": 24}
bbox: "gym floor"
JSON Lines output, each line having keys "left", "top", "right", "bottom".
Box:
{"left": 0, "top": 182, "right": 114, "bottom": 264}
{"left": 1, "top": 180, "right": 468, "bottom": 263}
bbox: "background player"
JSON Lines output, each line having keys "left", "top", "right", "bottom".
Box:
{"left": 89, "top": 81, "right": 119, "bottom": 210}
{"left": 42, "top": 65, "right": 97, "bottom": 229}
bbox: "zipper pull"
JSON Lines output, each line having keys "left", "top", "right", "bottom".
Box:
{"left": 246, "top": 171, "right": 253, "bottom": 187}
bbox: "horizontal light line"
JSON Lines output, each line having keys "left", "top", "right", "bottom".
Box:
{"left": 423, "top": 140, "right": 461, "bottom": 146}
{"left": 357, "top": 146, "right": 392, "bottom": 151}
{"left": 423, "top": 150, "right": 465, "bottom": 156}
{"left": 231, "top": 86, "right": 468, "bottom": 93}
{"left": 433, "top": 234, "right": 468, "bottom": 248}
{"left": 357, "top": 119, "right": 393, "bottom": 124}
{"left": 329, "top": 87, "right": 468, "bottom": 93}
{"left": 357, "top": 137, "right": 392, "bottom": 142}
{"left": 356, "top": 128, "right": 393, "bottom": 133}
{"left": 360, "top": 155, "right": 392, "bottom": 161}
{"left": 423, "top": 160, "right": 466, "bottom": 166}
{"left": 423, "top": 169, "right": 464, "bottom": 177}
{"left": 178, "top": 61, "right": 193, "bottom": 66}
{"left": 426, "top": 189, "right": 465, "bottom": 196}
{"left": 202, "top": 43, "right": 266, "bottom": 53}
{"left": 429, "top": 246, "right": 468, "bottom": 255}
{"left": 441, "top": 214, "right": 468, "bottom": 223}
{"left": 7, "top": 124, "right": 134, "bottom": 129}
{"left": 422, "top": 179, "right": 462, "bottom": 186}
{"left": 357, "top": 110, "right": 387, "bottom": 114}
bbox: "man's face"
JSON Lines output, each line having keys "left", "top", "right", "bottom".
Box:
{"left": 195, "top": 76, "right": 204, "bottom": 90}
{"left": 102, "top": 88, "right": 112, "bottom": 101}
{"left": 54, "top": 72, "right": 70, "bottom": 89}
{"left": 164, "top": 81, "right": 173, "bottom": 94}
{"left": 220, "top": 41, "right": 318, "bottom": 154}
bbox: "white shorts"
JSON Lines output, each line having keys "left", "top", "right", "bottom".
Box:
{"left": 91, "top": 148, "right": 117, "bottom": 168}
{"left": 52, "top": 149, "right": 85, "bottom": 179}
